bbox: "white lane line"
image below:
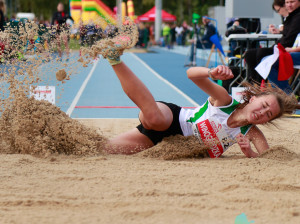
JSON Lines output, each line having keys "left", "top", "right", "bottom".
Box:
{"left": 66, "top": 60, "right": 99, "bottom": 116}
{"left": 130, "top": 53, "right": 200, "bottom": 107}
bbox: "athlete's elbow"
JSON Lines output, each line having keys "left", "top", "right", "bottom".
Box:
{"left": 186, "top": 68, "right": 195, "bottom": 80}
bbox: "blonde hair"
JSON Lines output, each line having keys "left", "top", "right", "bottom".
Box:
{"left": 238, "top": 82, "right": 300, "bottom": 120}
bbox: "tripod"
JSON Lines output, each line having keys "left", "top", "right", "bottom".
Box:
{"left": 184, "top": 24, "right": 208, "bottom": 67}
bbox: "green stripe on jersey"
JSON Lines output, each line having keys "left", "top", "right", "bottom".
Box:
{"left": 187, "top": 100, "right": 209, "bottom": 123}
{"left": 240, "top": 125, "right": 252, "bottom": 135}
{"left": 219, "top": 99, "right": 239, "bottom": 115}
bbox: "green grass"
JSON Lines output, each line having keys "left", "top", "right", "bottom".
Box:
{"left": 69, "top": 38, "right": 81, "bottom": 50}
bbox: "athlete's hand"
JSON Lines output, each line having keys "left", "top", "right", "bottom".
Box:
{"left": 210, "top": 65, "right": 234, "bottom": 80}
{"left": 236, "top": 133, "right": 256, "bottom": 158}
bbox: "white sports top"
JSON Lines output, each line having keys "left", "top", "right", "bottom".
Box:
{"left": 179, "top": 97, "right": 252, "bottom": 158}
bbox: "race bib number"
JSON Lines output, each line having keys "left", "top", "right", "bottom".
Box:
{"left": 192, "top": 118, "right": 235, "bottom": 158}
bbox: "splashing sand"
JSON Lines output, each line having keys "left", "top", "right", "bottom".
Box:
{"left": 56, "top": 69, "right": 67, "bottom": 81}
{"left": 80, "top": 18, "right": 138, "bottom": 61}
{"left": 0, "top": 18, "right": 213, "bottom": 159}
{"left": 0, "top": 20, "right": 140, "bottom": 156}
{"left": 0, "top": 97, "right": 107, "bottom": 156}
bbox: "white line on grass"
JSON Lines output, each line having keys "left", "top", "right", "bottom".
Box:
{"left": 130, "top": 53, "right": 200, "bottom": 107}
{"left": 66, "top": 60, "right": 99, "bottom": 116}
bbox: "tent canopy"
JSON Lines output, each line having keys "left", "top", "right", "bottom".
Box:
{"left": 137, "top": 6, "right": 176, "bottom": 22}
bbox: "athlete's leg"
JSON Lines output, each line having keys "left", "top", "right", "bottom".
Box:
{"left": 98, "top": 29, "right": 174, "bottom": 152}
{"left": 111, "top": 62, "right": 173, "bottom": 132}
{"left": 105, "top": 128, "right": 154, "bottom": 154}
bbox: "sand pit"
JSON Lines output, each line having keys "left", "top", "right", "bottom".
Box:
{"left": 0, "top": 17, "right": 299, "bottom": 224}
{"left": 0, "top": 118, "right": 299, "bottom": 224}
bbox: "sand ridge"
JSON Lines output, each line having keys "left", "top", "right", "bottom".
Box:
{"left": 0, "top": 118, "right": 299, "bottom": 224}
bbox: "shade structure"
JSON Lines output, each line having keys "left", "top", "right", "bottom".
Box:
{"left": 137, "top": 6, "right": 176, "bottom": 22}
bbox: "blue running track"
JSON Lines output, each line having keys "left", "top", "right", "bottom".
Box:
{"left": 2, "top": 47, "right": 298, "bottom": 118}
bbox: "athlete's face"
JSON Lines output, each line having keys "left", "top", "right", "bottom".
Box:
{"left": 244, "top": 95, "right": 281, "bottom": 124}
{"left": 285, "top": 0, "right": 300, "bottom": 13}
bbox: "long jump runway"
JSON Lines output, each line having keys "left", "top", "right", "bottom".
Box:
{"left": 37, "top": 48, "right": 299, "bottom": 118}
{"left": 55, "top": 49, "right": 208, "bottom": 119}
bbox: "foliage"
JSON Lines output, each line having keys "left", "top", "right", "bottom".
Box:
{"left": 16, "top": 0, "right": 70, "bottom": 21}
{"left": 13, "top": 0, "right": 223, "bottom": 24}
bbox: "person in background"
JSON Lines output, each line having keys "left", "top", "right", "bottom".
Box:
{"left": 162, "top": 23, "right": 171, "bottom": 48}
{"left": 175, "top": 23, "right": 184, "bottom": 45}
{"left": 225, "top": 19, "right": 247, "bottom": 57}
{"left": 143, "top": 23, "right": 150, "bottom": 48}
{"left": 187, "top": 16, "right": 217, "bottom": 66}
{"left": 149, "top": 24, "right": 155, "bottom": 46}
{"left": 0, "top": 0, "right": 6, "bottom": 31}
{"left": 257, "top": 33, "right": 300, "bottom": 93}
{"left": 86, "top": 19, "right": 96, "bottom": 47}
{"left": 244, "top": 0, "right": 300, "bottom": 84}
{"left": 137, "top": 22, "right": 145, "bottom": 48}
{"left": 79, "top": 20, "right": 87, "bottom": 46}
{"left": 181, "top": 21, "right": 189, "bottom": 46}
{"left": 170, "top": 23, "right": 176, "bottom": 49}
{"left": 51, "top": 2, "right": 73, "bottom": 60}
{"left": 269, "top": 0, "right": 289, "bottom": 34}
{"left": 201, "top": 16, "right": 217, "bottom": 49}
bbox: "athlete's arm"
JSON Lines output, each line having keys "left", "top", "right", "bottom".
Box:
{"left": 236, "top": 133, "right": 258, "bottom": 158}
{"left": 187, "top": 65, "right": 234, "bottom": 107}
{"left": 242, "top": 126, "right": 269, "bottom": 157}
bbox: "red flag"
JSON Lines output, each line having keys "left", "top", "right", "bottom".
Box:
{"left": 277, "top": 43, "right": 294, "bottom": 81}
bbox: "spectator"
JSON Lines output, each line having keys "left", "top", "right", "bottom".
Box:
{"left": 86, "top": 20, "right": 96, "bottom": 47}
{"left": 162, "top": 23, "right": 171, "bottom": 48}
{"left": 181, "top": 21, "right": 189, "bottom": 46}
{"left": 51, "top": 2, "right": 73, "bottom": 60}
{"left": 226, "top": 17, "right": 238, "bottom": 29}
{"left": 225, "top": 20, "right": 247, "bottom": 57}
{"left": 256, "top": 33, "right": 300, "bottom": 93}
{"left": 269, "top": 0, "right": 289, "bottom": 34}
{"left": 0, "top": 0, "right": 6, "bottom": 31}
{"left": 137, "top": 22, "right": 144, "bottom": 47}
{"left": 79, "top": 20, "right": 87, "bottom": 46}
{"left": 201, "top": 16, "right": 217, "bottom": 49}
{"left": 143, "top": 23, "right": 150, "bottom": 48}
{"left": 244, "top": 0, "right": 300, "bottom": 84}
{"left": 187, "top": 16, "right": 218, "bottom": 66}
{"left": 170, "top": 23, "right": 176, "bottom": 49}
{"left": 175, "top": 23, "right": 184, "bottom": 45}
{"left": 149, "top": 24, "right": 155, "bottom": 46}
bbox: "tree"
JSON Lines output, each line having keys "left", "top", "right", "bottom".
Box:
{"left": 16, "top": 0, "right": 69, "bottom": 21}
{"left": 12, "top": 0, "right": 222, "bottom": 23}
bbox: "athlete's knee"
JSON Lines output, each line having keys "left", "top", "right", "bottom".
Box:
{"left": 139, "top": 111, "right": 166, "bottom": 130}
{"left": 147, "top": 115, "right": 166, "bottom": 129}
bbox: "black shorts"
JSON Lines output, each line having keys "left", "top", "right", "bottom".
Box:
{"left": 136, "top": 101, "right": 183, "bottom": 145}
